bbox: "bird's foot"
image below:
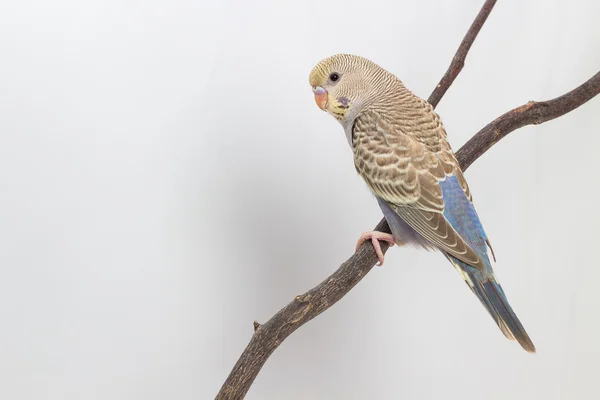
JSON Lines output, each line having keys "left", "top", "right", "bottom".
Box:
{"left": 355, "top": 231, "right": 396, "bottom": 266}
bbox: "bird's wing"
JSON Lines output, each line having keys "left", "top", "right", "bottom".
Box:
{"left": 352, "top": 109, "right": 486, "bottom": 268}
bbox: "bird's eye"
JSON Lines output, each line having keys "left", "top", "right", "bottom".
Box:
{"left": 329, "top": 73, "right": 340, "bottom": 82}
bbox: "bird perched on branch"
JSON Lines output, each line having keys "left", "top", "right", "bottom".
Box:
{"left": 308, "top": 53, "right": 535, "bottom": 353}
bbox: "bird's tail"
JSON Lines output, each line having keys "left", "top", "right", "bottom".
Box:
{"left": 447, "top": 255, "right": 536, "bottom": 353}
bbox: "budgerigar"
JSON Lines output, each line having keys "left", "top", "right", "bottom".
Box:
{"left": 308, "top": 54, "right": 535, "bottom": 353}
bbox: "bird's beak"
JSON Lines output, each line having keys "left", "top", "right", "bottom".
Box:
{"left": 312, "top": 86, "right": 328, "bottom": 111}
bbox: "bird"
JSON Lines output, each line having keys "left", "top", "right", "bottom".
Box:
{"left": 308, "top": 53, "right": 535, "bottom": 353}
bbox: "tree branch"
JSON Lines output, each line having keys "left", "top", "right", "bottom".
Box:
{"left": 428, "top": 0, "right": 497, "bottom": 108}
{"left": 216, "top": 1, "right": 599, "bottom": 398}
{"left": 456, "top": 70, "right": 600, "bottom": 171}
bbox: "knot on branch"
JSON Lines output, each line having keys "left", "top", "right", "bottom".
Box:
{"left": 288, "top": 294, "right": 313, "bottom": 324}
{"left": 515, "top": 101, "right": 536, "bottom": 113}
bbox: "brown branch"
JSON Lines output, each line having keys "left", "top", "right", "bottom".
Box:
{"left": 428, "top": 0, "right": 497, "bottom": 107}
{"left": 216, "top": 1, "right": 599, "bottom": 398}
{"left": 456, "top": 70, "right": 600, "bottom": 171}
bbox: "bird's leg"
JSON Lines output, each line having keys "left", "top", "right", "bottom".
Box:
{"left": 355, "top": 231, "right": 396, "bottom": 266}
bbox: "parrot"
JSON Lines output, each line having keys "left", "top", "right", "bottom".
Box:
{"left": 308, "top": 53, "right": 535, "bottom": 353}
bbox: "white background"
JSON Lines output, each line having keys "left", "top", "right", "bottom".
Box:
{"left": 1, "top": 1, "right": 599, "bottom": 399}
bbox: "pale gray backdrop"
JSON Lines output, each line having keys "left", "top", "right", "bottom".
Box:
{"left": 1, "top": 0, "right": 599, "bottom": 399}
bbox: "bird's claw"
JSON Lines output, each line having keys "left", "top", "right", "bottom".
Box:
{"left": 355, "top": 231, "right": 396, "bottom": 266}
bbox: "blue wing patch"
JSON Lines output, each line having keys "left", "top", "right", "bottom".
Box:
{"left": 439, "top": 175, "right": 491, "bottom": 262}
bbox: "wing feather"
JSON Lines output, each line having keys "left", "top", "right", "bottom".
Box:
{"left": 353, "top": 109, "right": 484, "bottom": 268}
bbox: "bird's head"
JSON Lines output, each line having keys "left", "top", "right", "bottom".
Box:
{"left": 308, "top": 54, "right": 399, "bottom": 126}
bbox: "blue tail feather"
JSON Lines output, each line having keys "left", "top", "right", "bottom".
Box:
{"left": 447, "top": 255, "right": 536, "bottom": 353}
{"left": 376, "top": 175, "right": 535, "bottom": 352}
{"left": 437, "top": 175, "right": 535, "bottom": 352}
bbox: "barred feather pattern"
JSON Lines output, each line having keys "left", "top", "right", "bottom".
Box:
{"left": 352, "top": 97, "right": 482, "bottom": 267}
{"left": 309, "top": 54, "right": 535, "bottom": 352}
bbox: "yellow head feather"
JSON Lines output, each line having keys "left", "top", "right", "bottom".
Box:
{"left": 308, "top": 54, "right": 401, "bottom": 122}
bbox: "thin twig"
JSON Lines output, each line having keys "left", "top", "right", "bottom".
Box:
{"left": 456, "top": 71, "right": 600, "bottom": 171}
{"left": 428, "top": 0, "right": 497, "bottom": 108}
